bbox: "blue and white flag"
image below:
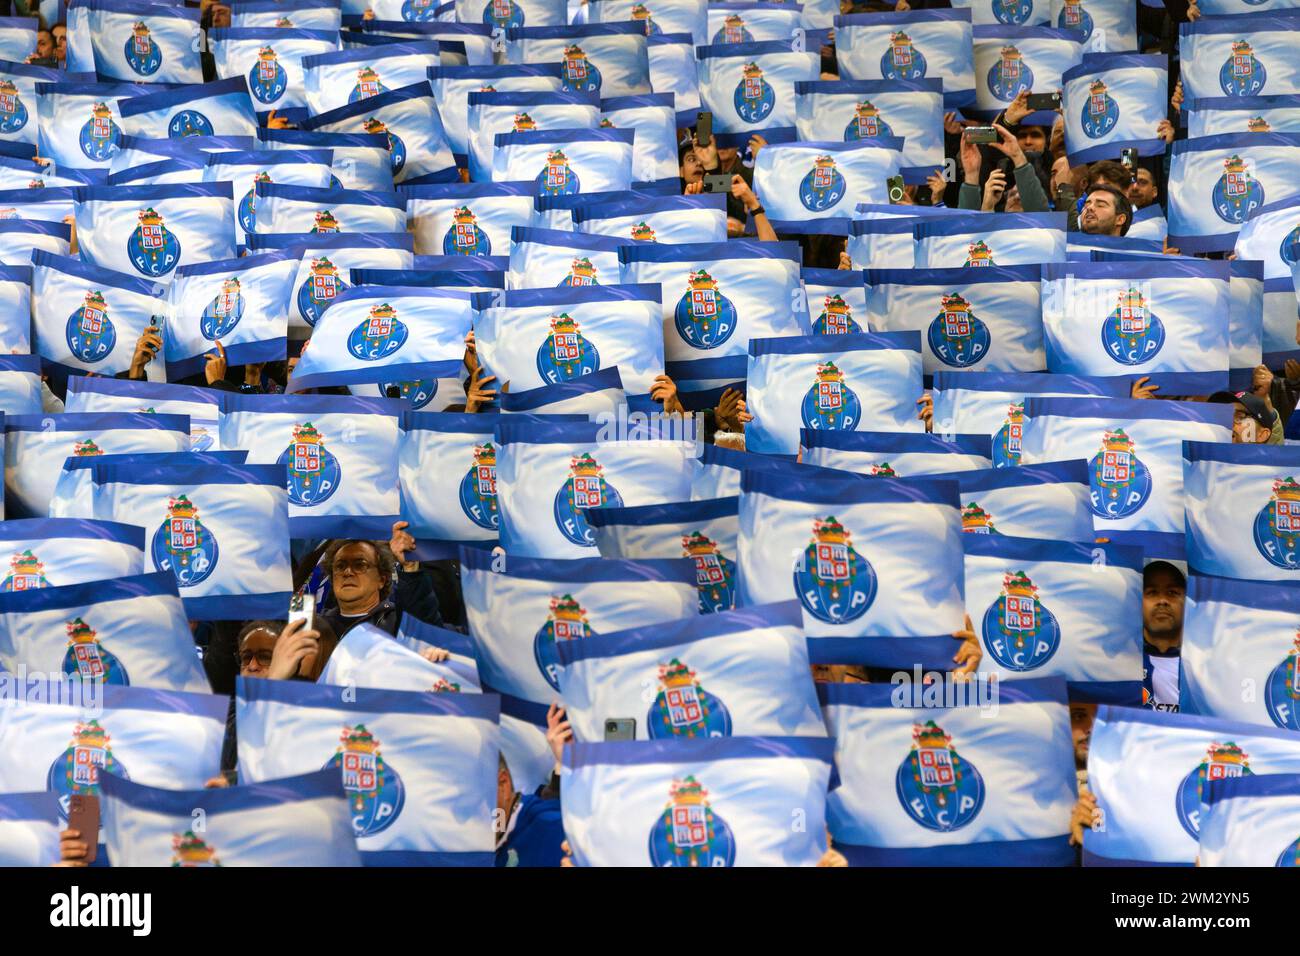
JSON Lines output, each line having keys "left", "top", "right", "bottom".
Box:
{"left": 1083, "top": 704, "right": 1300, "bottom": 865}
{"left": 573, "top": 193, "right": 726, "bottom": 244}
{"left": 493, "top": 418, "right": 696, "bottom": 558}
{"left": 321, "top": 619, "right": 481, "bottom": 692}
{"left": 203, "top": 149, "right": 334, "bottom": 247}
{"left": 914, "top": 212, "right": 1067, "bottom": 268}
{"left": 84, "top": 0, "right": 203, "bottom": 84}
{"left": 508, "top": 224, "right": 625, "bottom": 290}
{"left": 454, "top": 0, "right": 566, "bottom": 30}
{"left": 302, "top": 41, "right": 443, "bottom": 117}
{"left": 752, "top": 139, "right": 903, "bottom": 231}
{"left": 687, "top": 442, "right": 809, "bottom": 499}
{"left": 737, "top": 467, "right": 966, "bottom": 667}
{"left": 556, "top": 601, "right": 824, "bottom": 741}
{"left": 493, "top": 128, "right": 635, "bottom": 194}
{"left": 0, "top": 681, "right": 227, "bottom": 826}
{"left": 34, "top": 81, "right": 152, "bottom": 171}
{"left": 288, "top": 286, "right": 470, "bottom": 391}
{"left": 1233, "top": 196, "right": 1300, "bottom": 362}
{"left": 166, "top": 251, "right": 298, "bottom": 380}
{"left": 0, "top": 18, "right": 35, "bottom": 62}
{"left": 1186, "top": 93, "right": 1300, "bottom": 137}
{"left": 73, "top": 182, "right": 236, "bottom": 283}
{"left": 795, "top": 79, "right": 943, "bottom": 182}
{"left": 236, "top": 677, "right": 498, "bottom": 864}
{"left": 820, "top": 676, "right": 1075, "bottom": 865}
{"left": 589, "top": 0, "right": 708, "bottom": 44}
{"left": 396, "top": 613, "right": 481, "bottom": 679}
{"left": 51, "top": 451, "right": 248, "bottom": 521}
{"left": 0, "top": 157, "right": 85, "bottom": 191}
{"left": 0, "top": 792, "right": 59, "bottom": 867}
{"left": 232, "top": 0, "right": 344, "bottom": 31}
{"left": 865, "top": 265, "right": 1046, "bottom": 376}
{"left": 0, "top": 518, "right": 144, "bottom": 589}
{"left": 0, "top": 219, "right": 69, "bottom": 265}
{"left": 505, "top": 23, "right": 652, "bottom": 99}
{"left": 803, "top": 268, "right": 868, "bottom": 335}
{"left": 1041, "top": 259, "right": 1231, "bottom": 393}
{"left": 345, "top": 20, "right": 493, "bottom": 67}
{"left": 949, "top": 0, "right": 1047, "bottom": 27}
{"left": 109, "top": 133, "right": 256, "bottom": 177}
{"left": 466, "top": 89, "right": 600, "bottom": 184}
{"left": 931, "top": 458, "right": 1095, "bottom": 542}
{"left": 1182, "top": 574, "right": 1300, "bottom": 730}
{"left": 0, "top": 185, "right": 80, "bottom": 223}
{"left": 696, "top": 39, "right": 819, "bottom": 144}
{"left": 846, "top": 215, "right": 927, "bottom": 270}
{"left": 109, "top": 156, "right": 209, "bottom": 188}
{"left": 302, "top": 81, "right": 458, "bottom": 185}
{"left": 0, "top": 60, "right": 89, "bottom": 149}
{"left": 1179, "top": 12, "right": 1300, "bottom": 102}
{"left": 802, "top": 430, "right": 992, "bottom": 477}
{"left": 745, "top": 332, "right": 924, "bottom": 456}
{"left": 220, "top": 394, "right": 401, "bottom": 539}
{"left": 1200, "top": 773, "right": 1300, "bottom": 867}
{"left": 561, "top": 736, "right": 833, "bottom": 866}
{"left": 706, "top": 2, "right": 802, "bottom": 44}
{"left": 1049, "top": 0, "right": 1135, "bottom": 48}
{"left": 1184, "top": 442, "right": 1300, "bottom": 580}
{"left": 835, "top": 10, "right": 975, "bottom": 108}
{"left": 355, "top": 0, "right": 448, "bottom": 22}
{"left": 600, "top": 92, "right": 678, "bottom": 184}
{"left": 498, "top": 367, "right": 633, "bottom": 417}
{"left": 90, "top": 461, "right": 292, "bottom": 619}
{"left": 971, "top": 26, "right": 1083, "bottom": 121}
{"left": 647, "top": 32, "right": 702, "bottom": 122}
{"left": 964, "top": 536, "right": 1143, "bottom": 702}
{"left": 533, "top": 184, "right": 675, "bottom": 231}
{"left": 258, "top": 128, "right": 393, "bottom": 192}
{"left": 473, "top": 284, "right": 662, "bottom": 394}
{"left": 4, "top": 413, "right": 189, "bottom": 519}
{"left": 31, "top": 251, "right": 167, "bottom": 380}
{"left": 0, "top": 355, "right": 40, "bottom": 418}
{"left": 1228, "top": 258, "right": 1265, "bottom": 387}
{"left": 1126, "top": 204, "right": 1168, "bottom": 242}
{"left": 0, "top": 267, "right": 31, "bottom": 354}
{"left": 587, "top": 495, "right": 739, "bottom": 613}
{"left": 1018, "top": 396, "right": 1234, "bottom": 555}
{"left": 1168, "top": 132, "right": 1300, "bottom": 253}
{"left": 253, "top": 182, "right": 406, "bottom": 237}
{"left": 101, "top": 769, "right": 361, "bottom": 867}
{"left": 427, "top": 64, "right": 564, "bottom": 162}
{"left": 115, "top": 77, "right": 259, "bottom": 141}
{"left": 403, "top": 181, "right": 536, "bottom": 256}
{"left": 620, "top": 239, "right": 804, "bottom": 384}
{"left": 1061, "top": 54, "right": 1168, "bottom": 165}
{"left": 0, "top": 571, "right": 206, "bottom": 692}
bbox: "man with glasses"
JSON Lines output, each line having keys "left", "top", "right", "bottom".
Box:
{"left": 318, "top": 523, "right": 443, "bottom": 639}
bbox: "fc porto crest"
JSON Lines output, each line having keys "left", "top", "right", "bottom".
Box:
{"left": 537, "top": 148, "right": 581, "bottom": 197}
{"left": 1089, "top": 428, "right": 1152, "bottom": 519}
{"left": 481, "top": 0, "right": 525, "bottom": 30}
{"left": 674, "top": 269, "right": 738, "bottom": 350}
{"left": 895, "top": 721, "right": 985, "bottom": 832}
{"left": 401, "top": 0, "right": 439, "bottom": 20}
{"left": 927, "top": 292, "right": 991, "bottom": 368}
{"left": 993, "top": 0, "right": 1035, "bottom": 24}
{"left": 844, "top": 99, "right": 893, "bottom": 140}
{"left": 1175, "top": 742, "right": 1251, "bottom": 837}
{"left": 238, "top": 171, "right": 272, "bottom": 235}
{"left": 201, "top": 277, "right": 245, "bottom": 340}
{"left": 869, "top": 462, "right": 896, "bottom": 476}
{"left": 128, "top": 207, "right": 182, "bottom": 277}
{"left": 74, "top": 438, "right": 103, "bottom": 459}
{"left": 323, "top": 724, "right": 405, "bottom": 837}
{"left": 1102, "top": 286, "right": 1165, "bottom": 365}
{"left": 800, "top": 360, "right": 861, "bottom": 431}
{"left": 1057, "top": 0, "right": 1093, "bottom": 38}
{"left": 364, "top": 117, "right": 406, "bottom": 175}
{"left": 65, "top": 290, "right": 117, "bottom": 364}
{"left": 2, "top": 550, "right": 48, "bottom": 591}
{"left": 714, "top": 13, "right": 752, "bottom": 43}
{"left": 312, "top": 210, "right": 341, "bottom": 234}
{"left": 647, "top": 776, "right": 736, "bottom": 867}
{"left": 988, "top": 45, "right": 1032, "bottom": 103}
{"left": 813, "top": 293, "right": 862, "bottom": 334}
{"left": 168, "top": 109, "right": 214, "bottom": 139}
{"left": 962, "top": 501, "right": 998, "bottom": 534}
{"left": 561, "top": 45, "right": 602, "bottom": 93}
{"left": 297, "top": 256, "right": 348, "bottom": 326}
{"left": 799, "top": 155, "right": 847, "bottom": 212}
{"left": 560, "top": 256, "right": 599, "bottom": 287}
{"left": 151, "top": 494, "right": 220, "bottom": 588}
{"left": 458, "top": 442, "right": 499, "bottom": 530}
{"left": 172, "top": 831, "right": 221, "bottom": 867}
{"left": 534, "top": 593, "right": 594, "bottom": 690}
{"left": 982, "top": 570, "right": 1060, "bottom": 671}
{"left": 993, "top": 402, "right": 1024, "bottom": 467}
{"left": 79, "top": 102, "right": 119, "bottom": 161}
{"left": 1220, "top": 39, "right": 1267, "bottom": 96}
{"left": 1263, "top": 630, "right": 1300, "bottom": 730}
{"left": 350, "top": 66, "right": 388, "bottom": 103}
{"left": 1278, "top": 836, "right": 1300, "bottom": 868}
{"left": 249, "top": 46, "right": 288, "bottom": 105}
{"left": 647, "top": 658, "right": 732, "bottom": 738}
{"left": 793, "top": 515, "right": 877, "bottom": 623}
{"left": 0, "top": 79, "right": 28, "bottom": 134}
{"left": 1080, "top": 78, "right": 1120, "bottom": 139}
{"left": 682, "top": 530, "right": 736, "bottom": 613}
{"left": 124, "top": 20, "right": 163, "bottom": 77}
{"left": 61, "top": 617, "right": 129, "bottom": 685}
{"left": 347, "top": 302, "right": 409, "bottom": 361}
{"left": 537, "top": 312, "right": 600, "bottom": 383}
{"left": 1279, "top": 225, "right": 1300, "bottom": 266}
{"left": 1253, "top": 476, "right": 1300, "bottom": 569}
{"left": 443, "top": 205, "right": 491, "bottom": 255}
{"left": 964, "top": 239, "right": 994, "bottom": 268}
{"left": 278, "top": 421, "right": 342, "bottom": 506}
{"left": 383, "top": 379, "right": 438, "bottom": 409}
{"left": 734, "top": 62, "right": 775, "bottom": 124}
{"left": 631, "top": 4, "right": 662, "bottom": 35}
{"left": 630, "top": 221, "right": 656, "bottom": 242}
{"left": 881, "top": 31, "right": 927, "bottom": 81}
{"left": 1248, "top": 116, "right": 1272, "bottom": 132}
{"left": 554, "top": 452, "right": 623, "bottom": 546}
{"left": 1213, "top": 154, "right": 1265, "bottom": 224}
{"left": 47, "top": 720, "right": 129, "bottom": 819}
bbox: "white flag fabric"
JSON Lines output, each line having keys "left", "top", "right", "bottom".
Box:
{"left": 0, "top": 517, "right": 144, "bottom": 589}
{"left": 403, "top": 181, "right": 537, "bottom": 257}
{"left": 836, "top": 10, "right": 975, "bottom": 108}
{"left": 1200, "top": 773, "right": 1300, "bottom": 867}
{"left": 0, "top": 792, "right": 59, "bottom": 867}
{"left": 802, "top": 430, "right": 993, "bottom": 477}
{"left": 301, "top": 40, "right": 443, "bottom": 117}
{"left": 84, "top": 1, "right": 203, "bottom": 84}
{"left": 923, "top": 458, "right": 1096, "bottom": 542}
{"left": 114, "top": 77, "right": 259, "bottom": 140}
{"left": 209, "top": 26, "right": 339, "bottom": 116}
{"left": 319, "top": 619, "right": 481, "bottom": 693}
{"left": 695, "top": 39, "right": 820, "bottom": 143}
{"left": 795, "top": 78, "right": 944, "bottom": 181}
{"left": 1061, "top": 53, "right": 1169, "bottom": 165}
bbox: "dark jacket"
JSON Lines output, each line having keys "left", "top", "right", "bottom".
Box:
{"left": 320, "top": 566, "right": 444, "bottom": 639}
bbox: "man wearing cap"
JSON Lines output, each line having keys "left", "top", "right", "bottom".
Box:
{"left": 1142, "top": 561, "right": 1185, "bottom": 712}
{"left": 1208, "top": 389, "right": 1283, "bottom": 444}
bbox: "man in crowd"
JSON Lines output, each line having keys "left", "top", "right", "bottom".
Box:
{"left": 1077, "top": 184, "right": 1132, "bottom": 236}
{"left": 1142, "top": 561, "right": 1185, "bottom": 712}
{"left": 318, "top": 521, "right": 443, "bottom": 639}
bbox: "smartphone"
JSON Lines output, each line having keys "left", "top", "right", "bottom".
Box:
{"left": 696, "top": 111, "right": 713, "bottom": 148}
{"left": 1120, "top": 147, "right": 1138, "bottom": 170}
{"left": 67, "top": 795, "right": 99, "bottom": 863}
{"left": 1025, "top": 91, "right": 1061, "bottom": 111}
{"left": 965, "top": 125, "right": 998, "bottom": 145}
{"left": 702, "top": 173, "right": 731, "bottom": 194}
{"left": 288, "top": 592, "right": 315, "bottom": 631}
{"left": 604, "top": 717, "right": 636, "bottom": 741}
{"left": 886, "top": 174, "right": 906, "bottom": 204}
{"left": 147, "top": 316, "right": 161, "bottom": 353}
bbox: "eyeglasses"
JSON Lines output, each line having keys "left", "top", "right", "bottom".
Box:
{"left": 333, "top": 559, "right": 376, "bottom": 575}
{"left": 238, "top": 650, "right": 274, "bottom": 667}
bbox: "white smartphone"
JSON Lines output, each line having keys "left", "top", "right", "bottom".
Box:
{"left": 288, "top": 592, "right": 316, "bottom": 630}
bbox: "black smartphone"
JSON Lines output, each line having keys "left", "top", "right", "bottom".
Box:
{"left": 1025, "top": 91, "right": 1061, "bottom": 111}
{"left": 696, "top": 111, "right": 713, "bottom": 148}
{"left": 147, "top": 316, "right": 161, "bottom": 353}
{"left": 886, "top": 174, "right": 906, "bottom": 204}
{"left": 604, "top": 717, "right": 636, "bottom": 741}
{"left": 67, "top": 794, "right": 99, "bottom": 864}
{"left": 965, "top": 125, "right": 998, "bottom": 145}
{"left": 1120, "top": 147, "right": 1138, "bottom": 170}
{"left": 702, "top": 173, "right": 731, "bottom": 193}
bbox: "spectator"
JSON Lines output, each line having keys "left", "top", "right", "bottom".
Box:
{"left": 1077, "top": 184, "right": 1132, "bottom": 236}
{"left": 495, "top": 704, "right": 568, "bottom": 867}
{"left": 1142, "top": 560, "right": 1185, "bottom": 712}
{"left": 51, "top": 23, "right": 66, "bottom": 64}
{"left": 32, "top": 28, "right": 52, "bottom": 60}
{"left": 957, "top": 125, "right": 1049, "bottom": 212}
{"left": 1128, "top": 164, "right": 1160, "bottom": 210}
{"left": 1209, "top": 388, "right": 1283, "bottom": 444}
{"left": 317, "top": 522, "right": 443, "bottom": 639}
{"left": 1085, "top": 159, "right": 1134, "bottom": 193}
